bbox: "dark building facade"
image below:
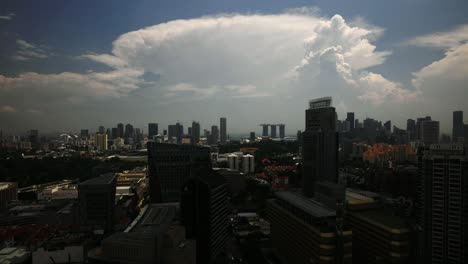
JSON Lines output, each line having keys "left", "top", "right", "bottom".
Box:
{"left": 419, "top": 144, "right": 468, "bottom": 263}
{"left": 452, "top": 111, "right": 464, "bottom": 142}
{"left": 117, "top": 123, "right": 124, "bottom": 138}
{"left": 271, "top": 124, "right": 277, "bottom": 138}
{"left": 421, "top": 120, "right": 439, "bottom": 145}
{"left": 407, "top": 119, "right": 416, "bottom": 141}
{"left": 220, "top": 117, "right": 227, "bottom": 144}
{"left": 346, "top": 112, "right": 355, "bottom": 130}
{"left": 279, "top": 124, "right": 285, "bottom": 139}
{"left": 302, "top": 97, "right": 339, "bottom": 198}
{"left": 78, "top": 173, "right": 117, "bottom": 233}
{"left": 250, "top": 132, "right": 256, "bottom": 141}
{"left": 148, "top": 123, "right": 158, "bottom": 139}
{"left": 192, "top": 121, "right": 200, "bottom": 143}
{"left": 210, "top": 125, "right": 219, "bottom": 145}
{"left": 147, "top": 142, "right": 211, "bottom": 203}
{"left": 267, "top": 191, "right": 352, "bottom": 264}
{"left": 181, "top": 171, "right": 228, "bottom": 264}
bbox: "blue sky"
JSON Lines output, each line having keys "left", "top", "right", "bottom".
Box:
{"left": 1, "top": 0, "right": 467, "bottom": 134}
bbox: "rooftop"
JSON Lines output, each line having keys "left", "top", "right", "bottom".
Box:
{"left": 275, "top": 191, "right": 336, "bottom": 218}
{"left": 79, "top": 173, "right": 116, "bottom": 186}
{"left": 351, "top": 209, "right": 409, "bottom": 233}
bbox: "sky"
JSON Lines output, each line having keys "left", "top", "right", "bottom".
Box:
{"left": 0, "top": 0, "right": 467, "bottom": 136}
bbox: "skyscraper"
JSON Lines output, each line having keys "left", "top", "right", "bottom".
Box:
{"left": 148, "top": 123, "right": 158, "bottom": 139}
{"left": 211, "top": 125, "right": 219, "bottom": 144}
{"left": 452, "top": 111, "right": 464, "bottom": 142}
{"left": 416, "top": 116, "right": 431, "bottom": 141}
{"left": 192, "top": 121, "right": 200, "bottom": 143}
{"left": 117, "top": 123, "right": 124, "bottom": 138}
{"left": 302, "top": 97, "right": 339, "bottom": 197}
{"left": 98, "top": 126, "right": 105, "bottom": 134}
{"left": 176, "top": 122, "right": 183, "bottom": 144}
{"left": 421, "top": 120, "right": 439, "bottom": 145}
{"left": 181, "top": 171, "right": 228, "bottom": 264}
{"left": 384, "top": 120, "right": 391, "bottom": 133}
{"left": 346, "top": 112, "right": 355, "bottom": 130}
{"left": 80, "top": 129, "right": 89, "bottom": 139}
{"left": 407, "top": 119, "right": 416, "bottom": 141}
{"left": 111, "top": 127, "right": 118, "bottom": 139}
{"left": 147, "top": 142, "right": 211, "bottom": 203}
{"left": 79, "top": 173, "right": 117, "bottom": 233}
{"left": 420, "top": 144, "right": 468, "bottom": 263}
{"left": 220, "top": 117, "right": 227, "bottom": 144}
{"left": 95, "top": 133, "right": 108, "bottom": 151}
{"left": 125, "top": 123, "right": 134, "bottom": 140}
{"left": 250, "top": 132, "right": 256, "bottom": 141}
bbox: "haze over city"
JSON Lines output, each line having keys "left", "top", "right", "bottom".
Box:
{"left": 1, "top": 0, "right": 467, "bottom": 134}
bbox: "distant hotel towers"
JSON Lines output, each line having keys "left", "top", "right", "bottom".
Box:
{"left": 259, "top": 124, "right": 286, "bottom": 138}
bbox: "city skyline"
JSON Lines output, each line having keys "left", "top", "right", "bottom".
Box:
{"left": 0, "top": 0, "right": 467, "bottom": 133}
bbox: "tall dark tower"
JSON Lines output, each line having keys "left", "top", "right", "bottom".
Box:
{"left": 220, "top": 117, "right": 227, "bottom": 144}
{"left": 419, "top": 144, "right": 468, "bottom": 263}
{"left": 117, "top": 123, "right": 124, "bottom": 138}
{"left": 181, "top": 171, "right": 228, "bottom": 264}
{"left": 452, "top": 111, "right": 464, "bottom": 142}
{"left": 147, "top": 142, "right": 211, "bottom": 203}
{"left": 192, "top": 121, "right": 201, "bottom": 143}
{"left": 346, "top": 112, "right": 355, "bottom": 130}
{"left": 279, "top": 124, "right": 285, "bottom": 139}
{"left": 148, "top": 123, "right": 158, "bottom": 139}
{"left": 302, "top": 97, "right": 341, "bottom": 202}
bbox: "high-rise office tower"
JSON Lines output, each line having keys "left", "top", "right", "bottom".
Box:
{"left": 125, "top": 124, "right": 134, "bottom": 139}
{"left": 346, "top": 112, "right": 355, "bottom": 130}
{"left": 384, "top": 120, "right": 392, "bottom": 133}
{"left": 421, "top": 120, "right": 439, "bottom": 145}
{"left": 188, "top": 127, "right": 192, "bottom": 135}
{"left": 220, "top": 117, "right": 227, "bottom": 144}
{"left": 98, "top": 126, "right": 105, "bottom": 134}
{"left": 147, "top": 142, "right": 211, "bottom": 203}
{"left": 407, "top": 119, "right": 416, "bottom": 141}
{"left": 192, "top": 121, "right": 200, "bottom": 143}
{"left": 106, "top": 128, "right": 111, "bottom": 136}
{"left": 168, "top": 125, "right": 177, "bottom": 141}
{"left": 452, "top": 111, "right": 464, "bottom": 142}
{"left": 78, "top": 173, "right": 117, "bottom": 233}
{"left": 148, "top": 123, "right": 158, "bottom": 139}
{"left": 95, "top": 133, "right": 108, "bottom": 151}
{"left": 416, "top": 116, "right": 432, "bottom": 141}
{"left": 176, "top": 122, "right": 183, "bottom": 144}
{"left": 117, "top": 123, "right": 124, "bottom": 138}
{"left": 211, "top": 125, "right": 219, "bottom": 144}
{"left": 279, "top": 124, "right": 285, "bottom": 139}
{"left": 420, "top": 144, "right": 468, "bottom": 263}
{"left": 302, "top": 97, "right": 339, "bottom": 197}
{"left": 80, "top": 129, "right": 89, "bottom": 139}
{"left": 181, "top": 171, "right": 228, "bottom": 264}
{"left": 354, "top": 119, "right": 360, "bottom": 129}
{"left": 111, "top": 127, "right": 118, "bottom": 139}
{"left": 135, "top": 128, "right": 142, "bottom": 143}
{"left": 270, "top": 124, "right": 277, "bottom": 138}
{"left": 250, "top": 132, "right": 256, "bottom": 141}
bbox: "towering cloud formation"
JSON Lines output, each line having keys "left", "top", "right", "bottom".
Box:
{"left": 0, "top": 10, "right": 465, "bottom": 132}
